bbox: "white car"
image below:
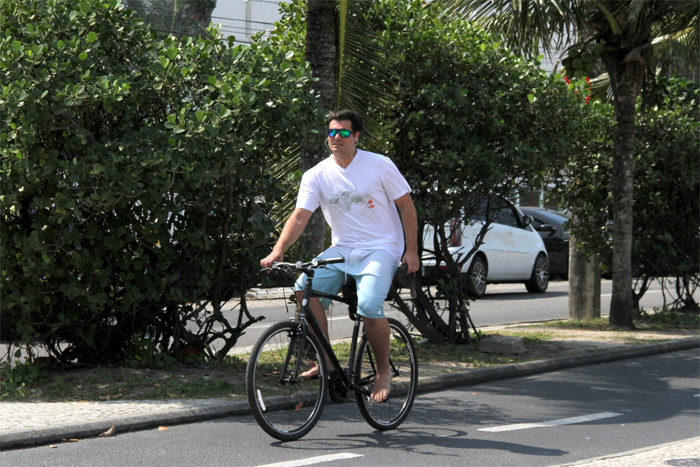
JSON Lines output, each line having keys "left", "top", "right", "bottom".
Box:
{"left": 422, "top": 198, "right": 549, "bottom": 298}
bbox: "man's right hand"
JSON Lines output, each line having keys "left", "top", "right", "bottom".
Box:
{"left": 260, "top": 250, "right": 283, "bottom": 269}
{"left": 259, "top": 208, "right": 313, "bottom": 269}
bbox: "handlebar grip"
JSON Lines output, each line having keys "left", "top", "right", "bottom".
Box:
{"left": 319, "top": 257, "right": 345, "bottom": 265}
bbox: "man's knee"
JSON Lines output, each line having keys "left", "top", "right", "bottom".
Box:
{"left": 357, "top": 294, "right": 386, "bottom": 320}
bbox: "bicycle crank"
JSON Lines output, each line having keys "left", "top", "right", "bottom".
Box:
{"left": 328, "top": 371, "right": 348, "bottom": 403}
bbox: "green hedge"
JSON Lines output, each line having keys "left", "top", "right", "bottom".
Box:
{"left": 555, "top": 77, "right": 700, "bottom": 292}
{"left": 632, "top": 78, "right": 699, "bottom": 279}
{"left": 0, "top": 0, "right": 320, "bottom": 363}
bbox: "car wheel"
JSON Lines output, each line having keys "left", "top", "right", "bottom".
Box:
{"left": 525, "top": 253, "right": 549, "bottom": 293}
{"left": 466, "top": 255, "right": 488, "bottom": 298}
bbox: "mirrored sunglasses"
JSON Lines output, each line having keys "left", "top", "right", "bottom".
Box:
{"left": 328, "top": 129, "right": 352, "bottom": 138}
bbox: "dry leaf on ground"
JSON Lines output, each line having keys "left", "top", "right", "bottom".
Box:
{"left": 99, "top": 426, "right": 116, "bottom": 437}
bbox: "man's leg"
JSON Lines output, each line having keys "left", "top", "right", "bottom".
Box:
{"left": 292, "top": 248, "right": 345, "bottom": 377}
{"left": 352, "top": 250, "right": 399, "bottom": 403}
{"left": 294, "top": 294, "right": 331, "bottom": 379}
{"left": 295, "top": 292, "right": 329, "bottom": 339}
{"left": 362, "top": 316, "right": 392, "bottom": 403}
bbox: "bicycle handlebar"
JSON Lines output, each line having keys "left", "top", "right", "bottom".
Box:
{"left": 265, "top": 257, "right": 345, "bottom": 273}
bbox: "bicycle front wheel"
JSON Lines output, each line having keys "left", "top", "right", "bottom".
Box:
{"left": 246, "top": 321, "right": 327, "bottom": 441}
{"left": 354, "top": 317, "right": 418, "bottom": 431}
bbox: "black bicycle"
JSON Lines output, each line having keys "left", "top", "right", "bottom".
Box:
{"left": 246, "top": 258, "right": 418, "bottom": 441}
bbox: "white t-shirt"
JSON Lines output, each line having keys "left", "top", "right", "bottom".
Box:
{"left": 296, "top": 149, "right": 411, "bottom": 261}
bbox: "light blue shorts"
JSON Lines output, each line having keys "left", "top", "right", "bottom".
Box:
{"left": 294, "top": 246, "right": 400, "bottom": 319}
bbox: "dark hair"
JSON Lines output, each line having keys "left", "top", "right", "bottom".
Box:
{"left": 326, "top": 109, "right": 364, "bottom": 133}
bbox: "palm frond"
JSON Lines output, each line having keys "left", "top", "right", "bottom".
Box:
{"left": 652, "top": 27, "right": 700, "bottom": 79}
{"left": 335, "top": 4, "right": 402, "bottom": 150}
{"left": 435, "top": 0, "right": 585, "bottom": 58}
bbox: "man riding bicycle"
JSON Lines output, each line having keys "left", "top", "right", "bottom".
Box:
{"left": 260, "top": 109, "right": 419, "bottom": 403}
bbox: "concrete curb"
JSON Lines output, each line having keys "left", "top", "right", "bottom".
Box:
{"left": 0, "top": 400, "right": 251, "bottom": 450}
{"left": 417, "top": 336, "right": 699, "bottom": 393}
{"left": 2, "top": 337, "right": 698, "bottom": 450}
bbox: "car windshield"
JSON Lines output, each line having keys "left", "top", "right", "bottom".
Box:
{"left": 540, "top": 210, "right": 569, "bottom": 225}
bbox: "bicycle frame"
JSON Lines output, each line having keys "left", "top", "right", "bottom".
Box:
{"left": 289, "top": 268, "right": 371, "bottom": 398}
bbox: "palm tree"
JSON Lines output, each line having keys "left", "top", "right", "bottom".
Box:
{"left": 296, "top": 0, "right": 339, "bottom": 256}
{"left": 437, "top": 0, "right": 699, "bottom": 328}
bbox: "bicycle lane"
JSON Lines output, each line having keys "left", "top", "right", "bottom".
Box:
{"left": 2, "top": 337, "right": 696, "bottom": 451}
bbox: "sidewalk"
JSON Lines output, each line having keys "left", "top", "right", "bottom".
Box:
{"left": 557, "top": 436, "right": 700, "bottom": 466}
{"left": 1, "top": 336, "right": 697, "bottom": 458}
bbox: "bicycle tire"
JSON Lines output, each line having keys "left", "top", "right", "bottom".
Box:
{"left": 246, "top": 321, "right": 327, "bottom": 441}
{"left": 354, "top": 317, "right": 418, "bottom": 431}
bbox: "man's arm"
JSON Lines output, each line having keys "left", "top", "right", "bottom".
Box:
{"left": 260, "top": 208, "right": 313, "bottom": 268}
{"left": 394, "top": 193, "right": 420, "bottom": 274}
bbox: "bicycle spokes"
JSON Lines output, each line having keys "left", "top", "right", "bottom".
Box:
{"left": 246, "top": 322, "right": 327, "bottom": 441}
{"left": 354, "top": 319, "right": 418, "bottom": 430}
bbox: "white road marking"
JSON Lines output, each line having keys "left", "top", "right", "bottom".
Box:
{"left": 479, "top": 412, "right": 623, "bottom": 432}
{"left": 256, "top": 453, "right": 363, "bottom": 467}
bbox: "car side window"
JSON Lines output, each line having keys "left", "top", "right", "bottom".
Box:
{"left": 496, "top": 207, "right": 519, "bottom": 228}
{"left": 530, "top": 217, "right": 545, "bottom": 229}
{"left": 467, "top": 199, "right": 488, "bottom": 223}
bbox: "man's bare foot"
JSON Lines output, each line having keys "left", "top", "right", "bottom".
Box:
{"left": 300, "top": 364, "right": 320, "bottom": 380}
{"left": 370, "top": 372, "right": 392, "bottom": 403}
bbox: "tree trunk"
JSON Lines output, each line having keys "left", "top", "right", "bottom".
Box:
{"left": 298, "top": 0, "right": 338, "bottom": 256}
{"left": 568, "top": 228, "right": 601, "bottom": 320}
{"left": 609, "top": 61, "right": 642, "bottom": 329}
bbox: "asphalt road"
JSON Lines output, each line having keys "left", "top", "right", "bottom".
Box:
{"left": 233, "top": 278, "right": 679, "bottom": 351}
{"left": 4, "top": 348, "right": 698, "bottom": 466}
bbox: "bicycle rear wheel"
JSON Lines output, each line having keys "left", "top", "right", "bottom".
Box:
{"left": 246, "top": 321, "right": 327, "bottom": 441}
{"left": 354, "top": 317, "right": 418, "bottom": 430}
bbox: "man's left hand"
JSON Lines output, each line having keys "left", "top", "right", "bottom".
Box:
{"left": 401, "top": 251, "right": 421, "bottom": 275}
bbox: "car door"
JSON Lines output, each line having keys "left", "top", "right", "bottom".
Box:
{"left": 477, "top": 207, "right": 510, "bottom": 279}
{"left": 495, "top": 203, "right": 534, "bottom": 278}
{"left": 529, "top": 211, "right": 567, "bottom": 277}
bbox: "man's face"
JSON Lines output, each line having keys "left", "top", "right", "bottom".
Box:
{"left": 327, "top": 119, "right": 357, "bottom": 155}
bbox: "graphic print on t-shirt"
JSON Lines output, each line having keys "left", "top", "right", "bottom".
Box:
{"left": 327, "top": 187, "right": 374, "bottom": 212}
